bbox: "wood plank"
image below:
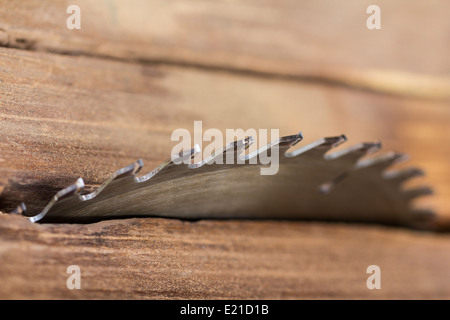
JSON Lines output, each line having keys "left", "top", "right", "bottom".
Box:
{"left": 1, "top": 2, "right": 449, "bottom": 301}
{"left": 1, "top": 47, "right": 449, "bottom": 226}
{"left": 1, "top": 0, "right": 449, "bottom": 100}
{"left": 0, "top": 214, "right": 449, "bottom": 299}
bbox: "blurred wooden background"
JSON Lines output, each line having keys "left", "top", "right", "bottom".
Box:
{"left": 0, "top": 0, "right": 449, "bottom": 299}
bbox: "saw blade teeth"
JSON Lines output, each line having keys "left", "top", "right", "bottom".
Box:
{"left": 316, "top": 142, "right": 382, "bottom": 193}
{"left": 190, "top": 137, "right": 253, "bottom": 168}
{"left": 81, "top": 161, "right": 144, "bottom": 201}
{"left": 175, "top": 145, "right": 201, "bottom": 163}
{"left": 356, "top": 152, "right": 408, "bottom": 172}
{"left": 137, "top": 146, "right": 201, "bottom": 183}
{"left": 244, "top": 132, "right": 303, "bottom": 162}
{"left": 411, "top": 208, "right": 436, "bottom": 219}
{"left": 323, "top": 135, "right": 348, "bottom": 147}
{"left": 326, "top": 141, "right": 382, "bottom": 162}
{"left": 7, "top": 132, "right": 435, "bottom": 228}
{"left": 278, "top": 132, "right": 303, "bottom": 150}
{"left": 112, "top": 160, "right": 144, "bottom": 180}
{"left": 57, "top": 178, "right": 85, "bottom": 201}
{"left": 269, "top": 132, "right": 304, "bottom": 155}
{"left": 285, "top": 135, "right": 347, "bottom": 158}
{"left": 26, "top": 178, "right": 86, "bottom": 223}
{"left": 384, "top": 168, "right": 424, "bottom": 186}
{"left": 403, "top": 186, "right": 433, "bottom": 200}
{"left": 11, "top": 202, "right": 27, "bottom": 216}
{"left": 225, "top": 136, "right": 254, "bottom": 165}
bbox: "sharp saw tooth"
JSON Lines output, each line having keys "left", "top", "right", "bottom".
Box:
{"left": 27, "top": 178, "right": 85, "bottom": 223}
{"left": 7, "top": 132, "right": 435, "bottom": 228}
{"left": 411, "top": 208, "right": 435, "bottom": 219}
{"left": 276, "top": 132, "right": 304, "bottom": 152}
{"left": 326, "top": 142, "right": 382, "bottom": 162}
{"left": 179, "top": 145, "right": 201, "bottom": 162}
{"left": 81, "top": 161, "right": 143, "bottom": 201}
{"left": 112, "top": 160, "right": 144, "bottom": 180}
{"left": 319, "top": 142, "right": 382, "bottom": 193}
{"left": 173, "top": 145, "right": 202, "bottom": 164}
{"left": 286, "top": 135, "right": 346, "bottom": 159}
{"left": 403, "top": 187, "right": 433, "bottom": 200}
{"left": 57, "top": 178, "right": 85, "bottom": 200}
{"left": 266, "top": 132, "right": 303, "bottom": 155}
{"left": 11, "top": 202, "right": 26, "bottom": 216}
{"left": 356, "top": 152, "right": 408, "bottom": 172}
{"left": 137, "top": 145, "right": 200, "bottom": 183}
{"left": 190, "top": 137, "right": 253, "bottom": 168}
{"left": 245, "top": 132, "right": 303, "bottom": 163}
{"left": 384, "top": 168, "right": 424, "bottom": 186}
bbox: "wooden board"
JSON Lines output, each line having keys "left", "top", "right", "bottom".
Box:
{"left": 0, "top": 1, "right": 449, "bottom": 300}
{"left": 1, "top": 1, "right": 449, "bottom": 220}
{"left": 1, "top": 214, "right": 449, "bottom": 299}
{"left": 0, "top": 47, "right": 449, "bottom": 224}
{"left": 0, "top": 0, "right": 449, "bottom": 100}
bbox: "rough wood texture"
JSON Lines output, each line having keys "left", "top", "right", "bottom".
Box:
{"left": 0, "top": 0, "right": 449, "bottom": 100}
{"left": 0, "top": 214, "right": 449, "bottom": 299}
{"left": 0, "top": 47, "right": 449, "bottom": 224}
{"left": 1, "top": 1, "right": 449, "bottom": 218}
{"left": 0, "top": 1, "right": 449, "bottom": 300}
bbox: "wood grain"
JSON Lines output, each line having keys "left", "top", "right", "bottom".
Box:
{"left": 0, "top": 214, "right": 449, "bottom": 299}
{"left": 0, "top": 0, "right": 449, "bottom": 100}
{"left": 0, "top": 2, "right": 449, "bottom": 300}
{"left": 1, "top": 47, "right": 449, "bottom": 224}
{"left": 0, "top": 49, "right": 450, "bottom": 225}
